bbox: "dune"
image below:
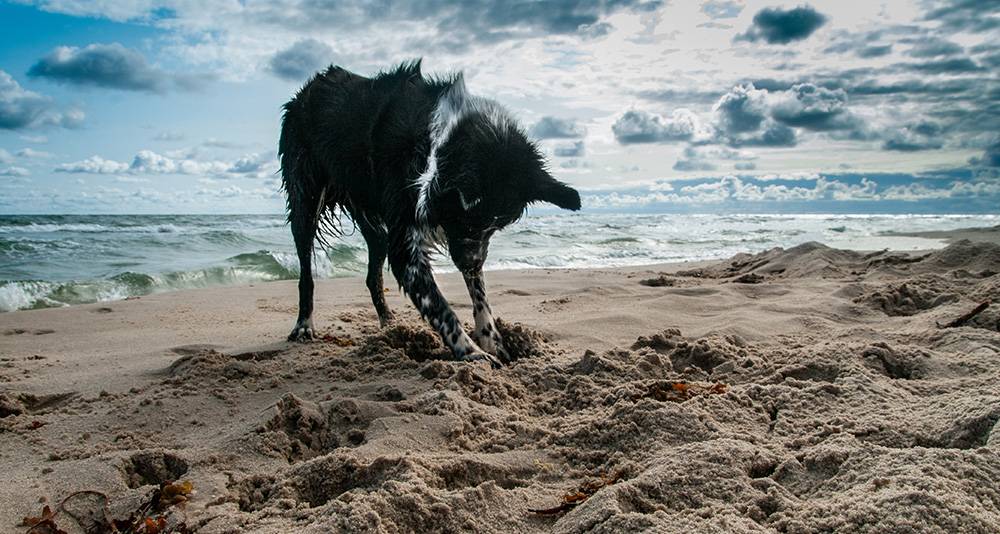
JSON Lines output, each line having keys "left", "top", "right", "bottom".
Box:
{"left": 1, "top": 230, "right": 999, "bottom": 533}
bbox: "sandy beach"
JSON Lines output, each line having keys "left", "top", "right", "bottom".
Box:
{"left": 2, "top": 229, "right": 999, "bottom": 533}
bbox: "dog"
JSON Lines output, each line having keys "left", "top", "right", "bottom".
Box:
{"left": 279, "top": 60, "right": 581, "bottom": 366}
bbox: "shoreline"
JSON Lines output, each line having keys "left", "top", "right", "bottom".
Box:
{"left": 1, "top": 232, "right": 999, "bottom": 532}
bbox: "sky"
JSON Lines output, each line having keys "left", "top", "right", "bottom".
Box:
{"left": 0, "top": 0, "right": 997, "bottom": 214}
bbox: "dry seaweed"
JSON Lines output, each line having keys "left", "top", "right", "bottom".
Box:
{"left": 528, "top": 473, "right": 623, "bottom": 515}
{"left": 21, "top": 482, "right": 193, "bottom": 534}
{"left": 642, "top": 381, "right": 728, "bottom": 402}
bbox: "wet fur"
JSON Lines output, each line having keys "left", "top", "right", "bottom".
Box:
{"left": 279, "top": 60, "right": 580, "bottom": 365}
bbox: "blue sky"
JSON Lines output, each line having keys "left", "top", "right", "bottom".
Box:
{"left": 0, "top": 0, "right": 997, "bottom": 214}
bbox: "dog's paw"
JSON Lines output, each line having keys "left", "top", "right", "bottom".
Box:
{"left": 461, "top": 349, "right": 503, "bottom": 369}
{"left": 287, "top": 319, "right": 314, "bottom": 342}
{"left": 378, "top": 311, "right": 397, "bottom": 329}
{"left": 476, "top": 332, "right": 510, "bottom": 364}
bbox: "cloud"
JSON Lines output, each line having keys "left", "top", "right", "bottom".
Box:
{"left": 969, "top": 139, "right": 1000, "bottom": 168}
{"left": 701, "top": 0, "right": 743, "bottom": 19}
{"left": 673, "top": 145, "right": 756, "bottom": 172}
{"left": 268, "top": 39, "right": 334, "bottom": 81}
{"left": 0, "top": 70, "right": 82, "bottom": 130}
{"left": 55, "top": 155, "right": 130, "bottom": 173}
{"left": 711, "top": 84, "right": 798, "bottom": 147}
{"left": 923, "top": 0, "right": 1000, "bottom": 34}
{"left": 54, "top": 150, "right": 275, "bottom": 177}
{"left": 882, "top": 122, "right": 944, "bottom": 151}
{"left": 553, "top": 140, "right": 585, "bottom": 157}
{"left": 907, "top": 38, "right": 963, "bottom": 58}
{"left": 530, "top": 116, "right": 586, "bottom": 139}
{"left": 770, "top": 83, "right": 860, "bottom": 132}
{"left": 0, "top": 149, "right": 10, "bottom": 164}
{"left": 27, "top": 43, "right": 201, "bottom": 92}
{"left": 736, "top": 6, "right": 827, "bottom": 44}
{"left": 612, "top": 109, "right": 710, "bottom": 144}
{"left": 901, "top": 57, "right": 982, "bottom": 74}
{"left": 16, "top": 148, "right": 52, "bottom": 158}
{"left": 154, "top": 131, "right": 185, "bottom": 141}
{"left": 0, "top": 166, "right": 30, "bottom": 177}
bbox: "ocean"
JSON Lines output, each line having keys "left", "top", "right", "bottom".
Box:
{"left": 1, "top": 212, "right": 997, "bottom": 312}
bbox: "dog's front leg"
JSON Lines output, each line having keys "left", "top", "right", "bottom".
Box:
{"left": 463, "top": 271, "right": 510, "bottom": 363}
{"left": 390, "top": 229, "right": 501, "bottom": 367}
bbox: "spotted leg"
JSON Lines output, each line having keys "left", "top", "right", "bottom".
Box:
{"left": 463, "top": 270, "right": 510, "bottom": 363}
{"left": 389, "top": 228, "right": 501, "bottom": 367}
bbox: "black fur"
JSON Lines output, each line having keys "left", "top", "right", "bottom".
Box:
{"left": 279, "top": 60, "right": 580, "bottom": 365}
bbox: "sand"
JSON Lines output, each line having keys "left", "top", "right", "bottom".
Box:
{"left": 1, "top": 229, "right": 999, "bottom": 533}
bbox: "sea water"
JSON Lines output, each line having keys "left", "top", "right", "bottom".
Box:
{"left": 1, "top": 213, "right": 996, "bottom": 312}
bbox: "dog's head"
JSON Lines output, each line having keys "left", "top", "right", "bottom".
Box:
{"left": 422, "top": 104, "right": 581, "bottom": 273}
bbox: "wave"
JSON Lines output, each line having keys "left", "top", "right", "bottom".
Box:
{"left": 0, "top": 245, "right": 367, "bottom": 312}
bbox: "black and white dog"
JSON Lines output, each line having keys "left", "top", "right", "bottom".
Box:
{"left": 279, "top": 61, "right": 580, "bottom": 366}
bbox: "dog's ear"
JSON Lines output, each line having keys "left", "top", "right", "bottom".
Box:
{"left": 424, "top": 173, "right": 481, "bottom": 226}
{"left": 532, "top": 171, "right": 581, "bottom": 211}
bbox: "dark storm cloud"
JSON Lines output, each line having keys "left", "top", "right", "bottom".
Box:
{"left": 736, "top": 5, "right": 827, "bottom": 44}
{"left": 553, "top": 141, "right": 585, "bottom": 157}
{"left": 28, "top": 43, "right": 169, "bottom": 92}
{"left": 701, "top": 0, "right": 743, "bottom": 19}
{"left": 269, "top": 39, "right": 335, "bottom": 81}
{"left": 0, "top": 70, "right": 81, "bottom": 130}
{"left": 531, "top": 116, "right": 586, "bottom": 139}
{"left": 882, "top": 121, "right": 945, "bottom": 151}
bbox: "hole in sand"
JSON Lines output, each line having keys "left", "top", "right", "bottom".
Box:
{"left": 120, "top": 451, "right": 189, "bottom": 488}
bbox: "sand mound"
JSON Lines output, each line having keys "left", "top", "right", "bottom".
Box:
{"left": 855, "top": 275, "right": 960, "bottom": 316}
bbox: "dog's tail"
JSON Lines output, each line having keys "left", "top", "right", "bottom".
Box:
{"left": 279, "top": 90, "right": 343, "bottom": 249}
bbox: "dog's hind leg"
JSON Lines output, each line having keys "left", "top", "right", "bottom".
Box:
{"left": 389, "top": 228, "right": 501, "bottom": 367}
{"left": 286, "top": 187, "right": 324, "bottom": 342}
{"left": 358, "top": 221, "right": 394, "bottom": 327}
{"left": 463, "top": 271, "right": 510, "bottom": 363}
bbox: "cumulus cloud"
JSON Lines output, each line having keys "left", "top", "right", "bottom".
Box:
{"left": 55, "top": 155, "right": 130, "bottom": 174}
{"left": 736, "top": 6, "right": 827, "bottom": 44}
{"left": 0, "top": 70, "right": 83, "bottom": 130}
{"left": 553, "top": 140, "right": 585, "bottom": 157}
{"left": 530, "top": 116, "right": 586, "bottom": 139}
{"left": 268, "top": 39, "right": 334, "bottom": 81}
{"left": 0, "top": 166, "right": 30, "bottom": 177}
{"left": 882, "top": 122, "right": 944, "bottom": 151}
{"left": 769, "top": 84, "right": 861, "bottom": 132}
{"left": 712, "top": 84, "right": 798, "bottom": 147}
{"left": 55, "top": 150, "right": 275, "bottom": 177}
{"left": 701, "top": 0, "right": 743, "bottom": 19}
{"left": 612, "top": 109, "right": 710, "bottom": 144}
{"left": 27, "top": 43, "right": 203, "bottom": 92}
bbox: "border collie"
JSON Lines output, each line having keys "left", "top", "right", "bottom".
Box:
{"left": 279, "top": 60, "right": 581, "bottom": 366}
